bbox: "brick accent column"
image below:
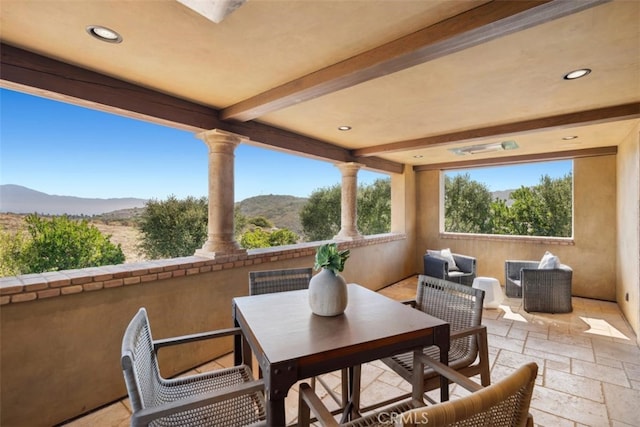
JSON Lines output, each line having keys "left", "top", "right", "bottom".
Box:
{"left": 194, "top": 129, "right": 247, "bottom": 258}
{"left": 334, "top": 162, "right": 363, "bottom": 241}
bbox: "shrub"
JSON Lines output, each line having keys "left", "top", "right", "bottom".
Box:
{"left": 9, "top": 214, "right": 125, "bottom": 274}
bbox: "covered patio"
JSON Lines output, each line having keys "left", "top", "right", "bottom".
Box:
{"left": 1, "top": 1, "right": 639, "bottom": 425}
{"left": 64, "top": 277, "right": 640, "bottom": 426}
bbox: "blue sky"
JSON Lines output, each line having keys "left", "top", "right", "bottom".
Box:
{"left": 1, "top": 88, "right": 570, "bottom": 201}
{"left": 446, "top": 161, "right": 572, "bottom": 192}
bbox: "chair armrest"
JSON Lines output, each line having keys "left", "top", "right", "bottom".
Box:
{"left": 424, "top": 255, "right": 448, "bottom": 279}
{"left": 153, "top": 327, "right": 242, "bottom": 351}
{"left": 131, "top": 378, "right": 265, "bottom": 427}
{"left": 449, "top": 324, "right": 486, "bottom": 340}
{"left": 415, "top": 353, "right": 483, "bottom": 393}
{"left": 298, "top": 383, "right": 340, "bottom": 427}
{"left": 505, "top": 260, "right": 538, "bottom": 279}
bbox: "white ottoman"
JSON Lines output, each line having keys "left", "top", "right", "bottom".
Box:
{"left": 472, "top": 277, "right": 504, "bottom": 309}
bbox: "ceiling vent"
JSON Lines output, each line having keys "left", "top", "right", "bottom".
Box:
{"left": 449, "top": 140, "right": 518, "bottom": 156}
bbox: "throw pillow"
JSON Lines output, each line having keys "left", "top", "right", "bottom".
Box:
{"left": 538, "top": 251, "right": 560, "bottom": 269}
{"left": 440, "top": 248, "right": 460, "bottom": 271}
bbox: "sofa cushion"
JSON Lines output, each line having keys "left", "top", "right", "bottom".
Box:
{"left": 440, "top": 248, "right": 460, "bottom": 271}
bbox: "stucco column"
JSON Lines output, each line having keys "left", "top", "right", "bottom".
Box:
{"left": 334, "top": 162, "right": 363, "bottom": 240}
{"left": 194, "top": 129, "right": 247, "bottom": 258}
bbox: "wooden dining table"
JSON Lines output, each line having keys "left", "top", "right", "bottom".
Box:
{"left": 232, "top": 283, "right": 450, "bottom": 426}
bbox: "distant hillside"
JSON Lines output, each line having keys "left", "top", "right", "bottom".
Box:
{"left": 236, "top": 194, "right": 307, "bottom": 235}
{"left": 0, "top": 184, "right": 147, "bottom": 216}
{"left": 0, "top": 185, "right": 307, "bottom": 234}
{"left": 491, "top": 190, "right": 515, "bottom": 205}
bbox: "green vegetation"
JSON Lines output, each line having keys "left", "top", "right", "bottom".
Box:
{"left": 138, "top": 196, "right": 301, "bottom": 256}
{"left": 137, "top": 196, "right": 209, "bottom": 259}
{"left": 300, "top": 184, "right": 342, "bottom": 241}
{"left": 0, "top": 214, "right": 124, "bottom": 275}
{"left": 445, "top": 173, "right": 572, "bottom": 237}
{"left": 300, "top": 178, "right": 391, "bottom": 241}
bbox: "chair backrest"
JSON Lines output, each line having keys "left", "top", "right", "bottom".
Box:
{"left": 400, "top": 362, "right": 538, "bottom": 427}
{"left": 249, "top": 267, "right": 313, "bottom": 295}
{"left": 121, "top": 307, "right": 161, "bottom": 412}
{"left": 415, "top": 275, "right": 484, "bottom": 364}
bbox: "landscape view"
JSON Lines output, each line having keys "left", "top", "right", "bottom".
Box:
{"left": 0, "top": 184, "right": 309, "bottom": 264}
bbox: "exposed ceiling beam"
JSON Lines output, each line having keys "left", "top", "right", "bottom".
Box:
{"left": 414, "top": 146, "right": 618, "bottom": 171}
{"left": 0, "top": 43, "right": 402, "bottom": 174}
{"left": 220, "top": 0, "right": 608, "bottom": 122}
{"left": 353, "top": 103, "right": 640, "bottom": 157}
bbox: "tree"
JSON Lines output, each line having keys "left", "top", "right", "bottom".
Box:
{"left": 487, "top": 198, "right": 513, "bottom": 235}
{"left": 248, "top": 216, "right": 273, "bottom": 228}
{"left": 0, "top": 228, "right": 27, "bottom": 276}
{"left": 7, "top": 214, "right": 124, "bottom": 274}
{"left": 444, "top": 172, "right": 573, "bottom": 237}
{"left": 444, "top": 174, "right": 493, "bottom": 233}
{"left": 357, "top": 178, "right": 391, "bottom": 235}
{"left": 268, "top": 228, "right": 298, "bottom": 246}
{"left": 239, "top": 227, "right": 299, "bottom": 249}
{"left": 300, "top": 184, "right": 342, "bottom": 241}
{"left": 240, "top": 227, "right": 271, "bottom": 249}
{"left": 300, "top": 179, "right": 391, "bottom": 241}
{"left": 509, "top": 173, "right": 572, "bottom": 237}
{"left": 138, "top": 196, "right": 208, "bottom": 259}
{"left": 234, "top": 206, "right": 248, "bottom": 238}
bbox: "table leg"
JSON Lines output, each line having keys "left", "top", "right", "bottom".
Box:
{"left": 265, "top": 361, "right": 297, "bottom": 426}
{"left": 437, "top": 324, "right": 450, "bottom": 402}
{"left": 336, "top": 364, "right": 362, "bottom": 423}
{"left": 266, "top": 398, "right": 286, "bottom": 426}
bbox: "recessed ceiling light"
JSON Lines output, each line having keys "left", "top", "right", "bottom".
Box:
{"left": 563, "top": 68, "right": 591, "bottom": 80}
{"left": 86, "top": 25, "right": 123, "bottom": 43}
{"left": 562, "top": 135, "right": 578, "bottom": 140}
{"left": 338, "top": 126, "right": 352, "bottom": 131}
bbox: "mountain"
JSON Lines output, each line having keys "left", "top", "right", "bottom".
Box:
{"left": 491, "top": 189, "right": 515, "bottom": 205}
{"left": 0, "top": 185, "right": 147, "bottom": 216}
{"left": 236, "top": 194, "right": 307, "bottom": 235}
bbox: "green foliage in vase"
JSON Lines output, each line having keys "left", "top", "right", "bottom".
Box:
{"left": 313, "top": 243, "right": 350, "bottom": 275}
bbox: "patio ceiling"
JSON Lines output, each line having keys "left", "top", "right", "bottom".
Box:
{"left": 1, "top": 0, "right": 639, "bottom": 174}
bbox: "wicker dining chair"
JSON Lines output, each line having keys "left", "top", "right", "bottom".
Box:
{"left": 249, "top": 267, "right": 349, "bottom": 408}
{"left": 248, "top": 267, "right": 313, "bottom": 295}
{"left": 298, "top": 355, "right": 538, "bottom": 427}
{"left": 121, "top": 308, "right": 266, "bottom": 427}
{"left": 358, "top": 275, "right": 490, "bottom": 413}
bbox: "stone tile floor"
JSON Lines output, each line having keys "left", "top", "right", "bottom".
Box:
{"left": 63, "top": 276, "right": 640, "bottom": 426}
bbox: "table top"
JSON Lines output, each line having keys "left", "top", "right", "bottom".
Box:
{"left": 233, "top": 283, "right": 448, "bottom": 366}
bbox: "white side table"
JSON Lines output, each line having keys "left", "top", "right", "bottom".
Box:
{"left": 472, "top": 277, "right": 504, "bottom": 309}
